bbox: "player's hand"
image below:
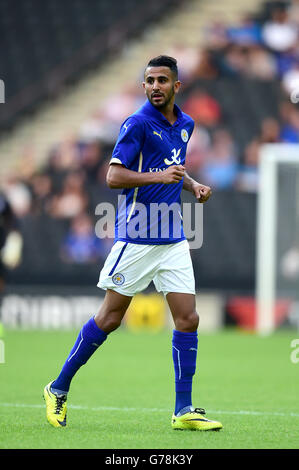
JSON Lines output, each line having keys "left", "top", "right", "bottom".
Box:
{"left": 160, "top": 165, "right": 185, "bottom": 184}
{"left": 193, "top": 183, "right": 212, "bottom": 203}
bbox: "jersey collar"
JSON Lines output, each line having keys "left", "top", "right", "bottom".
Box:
{"left": 141, "top": 100, "right": 183, "bottom": 127}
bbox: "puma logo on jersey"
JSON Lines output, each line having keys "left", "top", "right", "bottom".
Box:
{"left": 164, "top": 147, "right": 181, "bottom": 165}
{"left": 123, "top": 123, "right": 131, "bottom": 132}
{"left": 153, "top": 130, "right": 163, "bottom": 140}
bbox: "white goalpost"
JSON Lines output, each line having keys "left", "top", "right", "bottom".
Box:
{"left": 256, "top": 143, "right": 299, "bottom": 334}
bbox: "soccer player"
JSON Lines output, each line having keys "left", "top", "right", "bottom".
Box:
{"left": 44, "top": 55, "right": 223, "bottom": 431}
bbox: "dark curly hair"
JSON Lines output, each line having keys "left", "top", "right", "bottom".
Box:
{"left": 146, "top": 55, "right": 178, "bottom": 80}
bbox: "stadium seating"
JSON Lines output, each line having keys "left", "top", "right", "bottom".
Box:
{"left": 184, "top": 189, "right": 256, "bottom": 292}
{"left": 179, "top": 77, "right": 282, "bottom": 155}
{"left": 0, "top": 0, "right": 183, "bottom": 129}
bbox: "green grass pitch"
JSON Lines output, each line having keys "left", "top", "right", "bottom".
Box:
{"left": 0, "top": 327, "right": 299, "bottom": 449}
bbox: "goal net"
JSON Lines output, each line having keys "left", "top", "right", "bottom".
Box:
{"left": 256, "top": 144, "right": 299, "bottom": 334}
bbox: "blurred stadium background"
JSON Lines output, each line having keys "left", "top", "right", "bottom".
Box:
{"left": 0, "top": 0, "right": 299, "bottom": 334}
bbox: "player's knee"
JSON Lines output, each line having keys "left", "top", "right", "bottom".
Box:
{"left": 94, "top": 310, "right": 123, "bottom": 333}
{"left": 175, "top": 310, "right": 199, "bottom": 332}
{"left": 105, "top": 316, "right": 122, "bottom": 333}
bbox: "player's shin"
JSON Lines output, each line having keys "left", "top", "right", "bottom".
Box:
{"left": 51, "top": 316, "right": 108, "bottom": 394}
{"left": 172, "top": 329, "right": 198, "bottom": 416}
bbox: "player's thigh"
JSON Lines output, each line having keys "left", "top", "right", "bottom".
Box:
{"left": 166, "top": 292, "right": 199, "bottom": 332}
{"left": 94, "top": 289, "right": 132, "bottom": 333}
{"left": 153, "top": 240, "right": 195, "bottom": 296}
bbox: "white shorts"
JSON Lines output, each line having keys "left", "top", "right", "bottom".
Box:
{"left": 97, "top": 239, "right": 195, "bottom": 297}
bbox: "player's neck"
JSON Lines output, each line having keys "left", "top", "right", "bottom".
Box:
{"left": 158, "top": 102, "right": 177, "bottom": 125}
{"left": 157, "top": 96, "right": 177, "bottom": 125}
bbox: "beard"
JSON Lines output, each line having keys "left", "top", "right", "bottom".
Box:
{"left": 148, "top": 86, "right": 175, "bottom": 109}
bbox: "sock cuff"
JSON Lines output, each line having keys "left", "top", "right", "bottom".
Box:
{"left": 83, "top": 317, "right": 108, "bottom": 342}
{"left": 172, "top": 329, "right": 198, "bottom": 339}
{"left": 172, "top": 329, "right": 198, "bottom": 350}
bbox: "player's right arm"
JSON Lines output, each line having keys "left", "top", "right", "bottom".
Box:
{"left": 106, "top": 164, "right": 185, "bottom": 189}
{"left": 106, "top": 117, "right": 185, "bottom": 189}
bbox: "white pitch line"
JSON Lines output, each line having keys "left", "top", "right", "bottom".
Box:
{"left": 0, "top": 402, "right": 299, "bottom": 418}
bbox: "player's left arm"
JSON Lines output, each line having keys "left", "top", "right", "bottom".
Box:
{"left": 183, "top": 171, "right": 212, "bottom": 203}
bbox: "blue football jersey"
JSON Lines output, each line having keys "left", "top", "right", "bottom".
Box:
{"left": 110, "top": 100, "right": 194, "bottom": 245}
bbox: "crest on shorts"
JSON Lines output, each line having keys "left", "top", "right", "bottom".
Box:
{"left": 181, "top": 129, "right": 188, "bottom": 142}
{"left": 112, "top": 273, "right": 125, "bottom": 285}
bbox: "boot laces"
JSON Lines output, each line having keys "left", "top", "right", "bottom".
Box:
{"left": 55, "top": 395, "right": 66, "bottom": 415}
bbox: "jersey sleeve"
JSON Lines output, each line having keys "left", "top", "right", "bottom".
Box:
{"left": 188, "top": 118, "right": 195, "bottom": 141}
{"left": 110, "top": 117, "right": 144, "bottom": 168}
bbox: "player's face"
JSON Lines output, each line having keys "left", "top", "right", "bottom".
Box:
{"left": 143, "top": 66, "right": 181, "bottom": 109}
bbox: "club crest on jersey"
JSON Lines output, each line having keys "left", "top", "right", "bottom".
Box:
{"left": 164, "top": 147, "right": 181, "bottom": 165}
{"left": 181, "top": 129, "right": 189, "bottom": 142}
{"left": 112, "top": 273, "right": 125, "bottom": 285}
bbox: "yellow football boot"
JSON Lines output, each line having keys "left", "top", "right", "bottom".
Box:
{"left": 172, "top": 407, "right": 222, "bottom": 431}
{"left": 43, "top": 381, "right": 67, "bottom": 428}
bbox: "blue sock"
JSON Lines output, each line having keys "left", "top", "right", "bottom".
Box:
{"left": 51, "top": 317, "right": 107, "bottom": 393}
{"left": 172, "top": 329, "right": 198, "bottom": 416}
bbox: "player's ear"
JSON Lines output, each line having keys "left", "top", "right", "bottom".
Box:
{"left": 174, "top": 80, "right": 181, "bottom": 94}
{"left": 142, "top": 82, "right": 146, "bottom": 93}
